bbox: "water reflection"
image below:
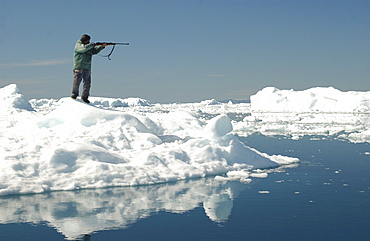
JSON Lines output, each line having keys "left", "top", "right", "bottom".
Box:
{"left": 0, "top": 178, "right": 251, "bottom": 240}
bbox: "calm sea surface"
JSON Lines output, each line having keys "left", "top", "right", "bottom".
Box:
{"left": 0, "top": 135, "right": 369, "bottom": 241}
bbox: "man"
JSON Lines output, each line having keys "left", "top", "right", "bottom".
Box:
{"left": 71, "top": 34, "right": 107, "bottom": 103}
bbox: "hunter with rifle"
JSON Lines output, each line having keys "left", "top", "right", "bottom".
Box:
{"left": 71, "top": 34, "right": 129, "bottom": 103}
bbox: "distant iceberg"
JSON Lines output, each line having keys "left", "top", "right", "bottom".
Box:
{"left": 251, "top": 86, "right": 370, "bottom": 112}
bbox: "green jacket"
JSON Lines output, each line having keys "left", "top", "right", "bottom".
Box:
{"left": 73, "top": 40, "right": 105, "bottom": 70}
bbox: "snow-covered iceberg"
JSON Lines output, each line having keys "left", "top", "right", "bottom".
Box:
{"left": 232, "top": 86, "right": 370, "bottom": 141}
{"left": 251, "top": 86, "right": 370, "bottom": 113}
{"left": 0, "top": 84, "right": 297, "bottom": 196}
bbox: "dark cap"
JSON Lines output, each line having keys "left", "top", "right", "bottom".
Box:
{"left": 80, "top": 34, "right": 91, "bottom": 42}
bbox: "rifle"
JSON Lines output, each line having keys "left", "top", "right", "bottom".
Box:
{"left": 94, "top": 42, "right": 129, "bottom": 60}
{"left": 94, "top": 42, "right": 129, "bottom": 46}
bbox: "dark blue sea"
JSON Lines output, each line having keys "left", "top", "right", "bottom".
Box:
{"left": 0, "top": 135, "right": 369, "bottom": 241}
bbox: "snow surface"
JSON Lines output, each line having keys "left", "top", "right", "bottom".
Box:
{"left": 0, "top": 84, "right": 297, "bottom": 196}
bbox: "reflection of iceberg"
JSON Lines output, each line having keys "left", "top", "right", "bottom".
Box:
{"left": 204, "top": 193, "right": 233, "bottom": 223}
{"left": 0, "top": 178, "right": 251, "bottom": 240}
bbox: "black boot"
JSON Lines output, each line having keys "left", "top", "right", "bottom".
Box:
{"left": 81, "top": 97, "right": 90, "bottom": 103}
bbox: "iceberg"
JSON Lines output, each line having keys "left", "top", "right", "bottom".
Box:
{"left": 233, "top": 86, "right": 370, "bottom": 141}
{"left": 250, "top": 86, "right": 370, "bottom": 113}
{"left": 0, "top": 84, "right": 297, "bottom": 196}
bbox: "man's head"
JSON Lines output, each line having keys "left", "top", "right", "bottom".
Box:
{"left": 80, "top": 34, "right": 91, "bottom": 44}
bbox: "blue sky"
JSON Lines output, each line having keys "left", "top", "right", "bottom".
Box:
{"left": 0, "top": 0, "right": 369, "bottom": 103}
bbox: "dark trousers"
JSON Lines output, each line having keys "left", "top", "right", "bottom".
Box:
{"left": 72, "top": 69, "right": 91, "bottom": 98}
